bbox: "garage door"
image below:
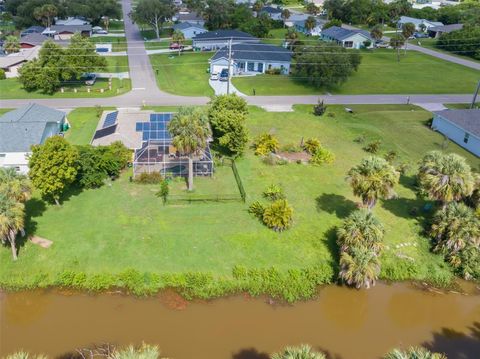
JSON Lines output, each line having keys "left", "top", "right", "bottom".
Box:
{"left": 211, "top": 65, "right": 227, "bottom": 74}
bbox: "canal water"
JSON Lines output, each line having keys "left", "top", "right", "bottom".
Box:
{"left": 0, "top": 282, "right": 479, "bottom": 358}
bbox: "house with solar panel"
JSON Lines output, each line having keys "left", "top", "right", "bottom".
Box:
{"left": 91, "top": 110, "right": 213, "bottom": 178}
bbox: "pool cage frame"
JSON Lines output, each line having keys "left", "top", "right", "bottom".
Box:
{"left": 133, "top": 140, "right": 214, "bottom": 178}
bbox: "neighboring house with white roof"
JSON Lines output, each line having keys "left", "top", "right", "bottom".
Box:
{"left": 172, "top": 22, "right": 207, "bottom": 39}
{"left": 397, "top": 16, "right": 443, "bottom": 31}
{"left": 43, "top": 25, "right": 92, "bottom": 40}
{"left": 0, "top": 104, "right": 67, "bottom": 174}
{"left": 192, "top": 30, "right": 260, "bottom": 51}
{"left": 209, "top": 43, "right": 292, "bottom": 75}
{"left": 432, "top": 109, "right": 480, "bottom": 157}
{"left": 294, "top": 17, "right": 326, "bottom": 36}
{"left": 428, "top": 23, "right": 463, "bottom": 38}
{"left": 0, "top": 47, "right": 40, "bottom": 78}
{"left": 55, "top": 17, "right": 90, "bottom": 26}
{"left": 321, "top": 26, "right": 373, "bottom": 49}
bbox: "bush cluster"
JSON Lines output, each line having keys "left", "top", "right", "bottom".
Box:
{"left": 134, "top": 172, "right": 164, "bottom": 185}
{"left": 249, "top": 185, "right": 293, "bottom": 232}
{"left": 253, "top": 133, "right": 280, "bottom": 156}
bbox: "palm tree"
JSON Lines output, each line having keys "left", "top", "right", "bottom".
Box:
{"left": 172, "top": 29, "right": 186, "bottom": 56}
{"left": 384, "top": 346, "right": 447, "bottom": 359}
{"left": 285, "top": 28, "right": 299, "bottom": 50}
{"left": 337, "top": 209, "right": 385, "bottom": 254}
{"left": 3, "top": 35, "right": 20, "bottom": 54}
{"left": 281, "top": 9, "right": 291, "bottom": 27}
{"left": 112, "top": 343, "right": 161, "bottom": 359}
{"left": 402, "top": 22, "right": 416, "bottom": 54}
{"left": 5, "top": 352, "right": 47, "bottom": 359}
{"left": 418, "top": 151, "right": 475, "bottom": 208}
{"left": 347, "top": 156, "right": 399, "bottom": 210}
{"left": 339, "top": 245, "right": 381, "bottom": 289}
{"left": 304, "top": 16, "right": 317, "bottom": 35}
{"left": 168, "top": 107, "right": 211, "bottom": 191}
{"left": 271, "top": 344, "right": 326, "bottom": 359}
{"left": 430, "top": 202, "right": 480, "bottom": 255}
{"left": 0, "top": 192, "right": 25, "bottom": 260}
{"left": 0, "top": 167, "right": 31, "bottom": 203}
{"left": 370, "top": 25, "right": 383, "bottom": 43}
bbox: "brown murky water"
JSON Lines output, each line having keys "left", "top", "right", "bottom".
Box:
{"left": 0, "top": 282, "right": 479, "bottom": 359}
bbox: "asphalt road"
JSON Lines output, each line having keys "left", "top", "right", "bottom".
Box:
{"left": 0, "top": 1, "right": 477, "bottom": 110}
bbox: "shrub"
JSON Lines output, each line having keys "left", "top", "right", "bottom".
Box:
{"left": 156, "top": 180, "right": 169, "bottom": 204}
{"left": 253, "top": 133, "right": 279, "bottom": 156}
{"left": 310, "top": 147, "right": 335, "bottom": 165}
{"left": 0, "top": 69, "right": 6, "bottom": 80}
{"left": 262, "top": 199, "right": 294, "bottom": 232}
{"left": 248, "top": 200, "right": 265, "bottom": 219}
{"left": 384, "top": 150, "right": 397, "bottom": 164}
{"left": 313, "top": 100, "right": 327, "bottom": 116}
{"left": 265, "top": 68, "right": 281, "bottom": 75}
{"left": 134, "top": 172, "right": 163, "bottom": 184}
{"left": 303, "top": 138, "right": 321, "bottom": 155}
{"left": 363, "top": 140, "right": 381, "bottom": 154}
{"left": 354, "top": 133, "right": 366, "bottom": 144}
{"left": 263, "top": 184, "right": 286, "bottom": 201}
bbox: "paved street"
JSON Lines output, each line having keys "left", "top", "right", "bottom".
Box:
{"left": 0, "top": 0, "right": 477, "bottom": 110}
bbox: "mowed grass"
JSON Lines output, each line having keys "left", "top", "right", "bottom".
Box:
{"left": 104, "top": 56, "right": 129, "bottom": 73}
{"left": 149, "top": 52, "right": 214, "bottom": 96}
{"left": 416, "top": 38, "right": 480, "bottom": 64}
{"left": 0, "top": 78, "right": 131, "bottom": 99}
{"left": 1, "top": 105, "right": 477, "bottom": 286}
{"left": 91, "top": 36, "right": 127, "bottom": 52}
{"left": 232, "top": 49, "right": 480, "bottom": 95}
{"left": 64, "top": 107, "right": 115, "bottom": 145}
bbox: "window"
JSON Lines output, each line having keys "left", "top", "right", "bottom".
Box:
{"left": 344, "top": 41, "right": 353, "bottom": 48}
{"left": 464, "top": 132, "right": 470, "bottom": 144}
{"left": 247, "top": 62, "right": 254, "bottom": 71}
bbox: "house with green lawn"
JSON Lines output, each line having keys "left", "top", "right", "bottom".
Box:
{"left": 209, "top": 43, "right": 292, "bottom": 75}
{"left": 192, "top": 30, "right": 259, "bottom": 51}
{"left": 321, "top": 26, "right": 373, "bottom": 49}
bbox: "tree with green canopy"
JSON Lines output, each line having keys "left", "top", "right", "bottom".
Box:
{"left": 384, "top": 346, "right": 447, "bottom": 359}
{"left": 389, "top": 33, "right": 405, "bottom": 62}
{"left": 28, "top": 136, "right": 79, "bottom": 205}
{"left": 304, "top": 16, "right": 317, "bottom": 34}
{"left": 0, "top": 167, "right": 31, "bottom": 203}
{"left": 130, "top": 0, "right": 175, "bottom": 39}
{"left": 339, "top": 245, "right": 381, "bottom": 289}
{"left": 347, "top": 156, "right": 399, "bottom": 210}
{"left": 3, "top": 35, "right": 20, "bottom": 54}
{"left": 168, "top": 107, "right": 211, "bottom": 191}
{"left": 401, "top": 22, "right": 415, "bottom": 53}
{"left": 370, "top": 25, "right": 384, "bottom": 42}
{"left": 33, "top": 4, "right": 57, "bottom": 27}
{"left": 172, "top": 29, "right": 186, "bottom": 56}
{"left": 0, "top": 192, "right": 26, "bottom": 260}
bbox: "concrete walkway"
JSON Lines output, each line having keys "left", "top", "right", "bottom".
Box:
{"left": 209, "top": 79, "right": 245, "bottom": 96}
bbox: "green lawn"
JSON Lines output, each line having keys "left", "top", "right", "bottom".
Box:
{"left": 1, "top": 105, "right": 477, "bottom": 291}
{"left": 140, "top": 27, "right": 173, "bottom": 40}
{"left": 104, "top": 56, "right": 129, "bottom": 73}
{"left": 149, "top": 52, "right": 214, "bottom": 96}
{"left": 232, "top": 49, "right": 480, "bottom": 95}
{"left": 145, "top": 39, "right": 192, "bottom": 50}
{"left": 108, "top": 20, "right": 125, "bottom": 32}
{"left": 0, "top": 78, "right": 131, "bottom": 99}
{"left": 64, "top": 107, "right": 115, "bottom": 145}
{"left": 91, "top": 36, "right": 127, "bottom": 52}
{"left": 263, "top": 28, "right": 316, "bottom": 46}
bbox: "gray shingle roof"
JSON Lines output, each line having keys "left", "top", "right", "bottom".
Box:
{"left": 172, "top": 22, "right": 205, "bottom": 31}
{"left": 429, "top": 24, "right": 463, "bottom": 33}
{"left": 260, "top": 6, "right": 282, "bottom": 14}
{"left": 19, "top": 33, "right": 50, "bottom": 46}
{"left": 211, "top": 43, "right": 292, "bottom": 63}
{"left": 0, "top": 104, "right": 65, "bottom": 152}
{"left": 175, "top": 12, "right": 204, "bottom": 22}
{"left": 321, "top": 26, "right": 371, "bottom": 41}
{"left": 193, "top": 29, "right": 257, "bottom": 41}
{"left": 434, "top": 109, "right": 480, "bottom": 138}
{"left": 50, "top": 24, "right": 92, "bottom": 33}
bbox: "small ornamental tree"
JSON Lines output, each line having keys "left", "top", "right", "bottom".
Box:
{"left": 29, "top": 136, "right": 79, "bottom": 205}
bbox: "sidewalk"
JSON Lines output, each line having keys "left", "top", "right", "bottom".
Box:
{"left": 209, "top": 79, "right": 246, "bottom": 96}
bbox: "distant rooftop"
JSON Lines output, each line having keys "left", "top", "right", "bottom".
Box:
{"left": 211, "top": 43, "right": 292, "bottom": 63}
{"left": 321, "top": 26, "right": 371, "bottom": 41}
{"left": 193, "top": 29, "right": 258, "bottom": 41}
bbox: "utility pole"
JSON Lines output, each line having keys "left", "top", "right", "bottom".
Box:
{"left": 471, "top": 80, "right": 480, "bottom": 109}
{"left": 227, "top": 38, "right": 232, "bottom": 95}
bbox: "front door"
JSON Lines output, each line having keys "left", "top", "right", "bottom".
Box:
{"left": 257, "top": 63, "right": 264, "bottom": 73}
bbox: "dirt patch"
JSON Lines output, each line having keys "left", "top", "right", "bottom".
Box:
{"left": 29, "top": 236, "right": 53, "bottom": 248}
{"left": 275, "top": 151, "right": 311, "bottom": 163}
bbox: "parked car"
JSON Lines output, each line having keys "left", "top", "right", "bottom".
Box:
{"left": 169, "top": 42, "right": 184, "bottom": 51}
{"left": 95, "top": 30, "right": 108, "bottom": 35}
{"left": 375, "top": 40, "right": 389, "bottom": 48}
{"left": 210, "top": 72, "right": 219, "bottom": 81}
{"left": 414, "top": 32, "right": 429, "bottom": 38}
{"left": 81, "top": 73, "right": 97, "bottom": 86}
{"left": 219, "top": 68, "right": 229, "bottom": 82}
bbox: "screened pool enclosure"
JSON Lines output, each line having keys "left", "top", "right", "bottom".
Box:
{"left": 132, "top": 113, "right": 214, "bottom": 178}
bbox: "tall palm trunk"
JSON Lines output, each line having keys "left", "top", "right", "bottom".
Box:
{"left": 9, "top": 230, "right": 17, "bottom": 261}
{"left": 187, "top": 155, "right": 194, "bottom": 191}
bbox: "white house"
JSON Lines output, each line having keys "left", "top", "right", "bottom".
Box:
{"left": 192, "top": 30, "right": 259, "bottom": 51}
{"left": 172, "top": 22, "right": 207, "bottom": 39}
{"left": 44, "top": 25, "right": 92, "bottom": 40}
{"left": 173, "top": 12, "right": 205, "bottom": 26}
{"left": 293, "top": 17, "right": 326, "bottom": 36}
{"left": 0, "top": 104, "right": 67, "bottom": 174}
{"left": 432, "top": 109, "right": 480, "bottom": 157}
{"left": 321, "top": 26, "right": 373, "bottom": 49}
{"left": 397, "top": 16, "right": 443, "bottom": 31}
{"left": 209, "top": 43, "right": 292, "bottom": 75}
{"left": 0, "top": 46, "right": 40, "bottom": 78}
{"left": 55, "top": 17, "right": 90, "bottom": 26}
{"left": 259, "top": 6, "right": 283, "bottom": 21}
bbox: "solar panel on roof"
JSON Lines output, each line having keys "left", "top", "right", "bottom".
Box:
{"left": 103, "top": 111, "right": 118, "bottom": 128}
{"left": 135, "top": 122, "right": 143, "bottom": 131}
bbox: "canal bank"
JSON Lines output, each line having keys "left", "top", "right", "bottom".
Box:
{"left": 1, "top": 282, "right": 479, "bottom": 359}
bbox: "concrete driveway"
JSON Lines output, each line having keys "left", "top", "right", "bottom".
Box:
{"left": 209, "top": 79, "right": 245, "bottom": 96}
